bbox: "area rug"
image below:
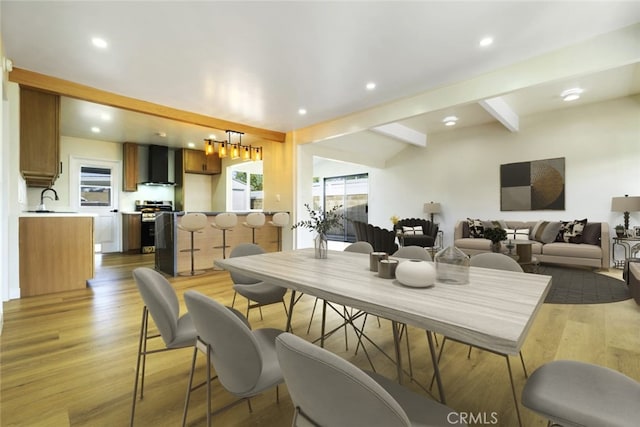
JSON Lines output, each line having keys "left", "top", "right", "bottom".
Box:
{"left": 538, "top": 265, "right": 630, "bottom": 304}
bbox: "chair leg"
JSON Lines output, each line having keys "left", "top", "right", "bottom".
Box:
{"left": 231, "top": 291, "right": 237, "bottom": 308}
{"left": 182, "top": 345, "right": 199, "bottom": 427}
{"left": 130, "top": 307, "right": 148, "bottom": 427}
{"left": 206, "top": 343, "right": 213, "bottom": 427}
{"left": 221, "top": 230, "right": 227, "bottom": 259}
{"left": 306, "top": 297, "right": 319, "bottom": 334}
{"left": 189, "top": 231, "right": 195, "bottom": 275}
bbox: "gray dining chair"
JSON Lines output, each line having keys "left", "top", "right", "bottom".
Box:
{"left": 275, "top": 332, "right": 465, "bottom": 427}
{"left": 392, "top": 245, "right": 432, "bottom": 261}
{"left": 229, "top": 243, "right": 289, "bottom": 321}
{"left": 130, "top": 267, "right": 197, "bottom": 427}
{"left": 522, "top": 359, "right": 640, "bottom": 426}
{"left": 182, "top": 291, "right": 285, "bottom": 427}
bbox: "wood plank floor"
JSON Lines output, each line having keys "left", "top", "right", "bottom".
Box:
{"left": 1, "top": 253, "right": 638, "bottom": 427}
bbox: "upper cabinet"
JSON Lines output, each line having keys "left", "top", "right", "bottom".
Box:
{"left": 20, "top": 87, "right": 60, "bottom": 187}
{"left": 182, "top": 148, "right": 221, "bottom": 175}
{"left": 122, "top": 142, "right": 139, "bottom": 192}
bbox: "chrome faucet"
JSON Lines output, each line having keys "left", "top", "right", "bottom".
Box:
{"left": 38, "top": 187, "right": 59, "bottom": 211}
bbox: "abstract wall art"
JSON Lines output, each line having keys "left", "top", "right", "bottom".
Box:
{"left": 500, "top": 157, "right": 565, "bottom": 211}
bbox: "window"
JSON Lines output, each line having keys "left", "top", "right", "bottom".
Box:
{"left": 229, "top": 162, "right": 263, "bottom": 211}
{"left": 80, "top": 166, "right": 112, "bottom": 207}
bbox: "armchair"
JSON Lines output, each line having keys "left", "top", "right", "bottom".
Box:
{"left": 352, "top": 220, "right": 398, "bottom": 254}
{"left": 394, "top": 218, "right": 439, "bottom": 248}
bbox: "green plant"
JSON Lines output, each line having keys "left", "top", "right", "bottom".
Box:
{"left": 615, "top": 224, "right": 625, "bottom": 230}
{"left": 484, "top": 227, "right": 507, "bottom": 243}
{"left": 292, "top": 203, "right": 343, "bottom": 235}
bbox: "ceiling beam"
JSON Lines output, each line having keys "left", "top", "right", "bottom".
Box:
{"left": 478, "top": 97, "right": 519, "bottom": 132}
{"left": 292, "top": 23, "right": 640, "bottom": 144}
{"left": 371, "top": 123, "right": 427, "bottom": 147}
{"left": 8, "top": 68, "right": 286, "bottom": 143}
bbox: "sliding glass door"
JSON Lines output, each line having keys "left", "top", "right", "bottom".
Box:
{"left": 323, "top": 174, "right": 368, "bottom": 242}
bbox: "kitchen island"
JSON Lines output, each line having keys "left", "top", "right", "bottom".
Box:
{"left": 155, "top": 212, "right": 283, "bottom": 276}
{"left": 19, "top": 213, "right": 95, "bottom": 297}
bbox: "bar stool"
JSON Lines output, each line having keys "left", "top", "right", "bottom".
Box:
{"left": 211, "top": 212, "right": 237, "bottom": 259}
{"left": 177, "top": 212, "right": 208, "bottom": 276}
{"left": 242, "top": 212, "right": 265, "bottom": 244}
{"left": 269, "top": 212, "right": 290, "bottom": 251}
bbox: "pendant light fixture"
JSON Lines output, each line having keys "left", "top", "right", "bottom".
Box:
{"left": 204, "top": 130, "right": 263, "bottom": 161}
{"left": 205, "top": 139, "right": 214, "bottom": 155}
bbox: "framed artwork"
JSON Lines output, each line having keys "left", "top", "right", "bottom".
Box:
{"left": 634, "top": 226, "right": 640, "bottom": 238}
{"left": 500, "top": 157, "right": 565, "bottom": 211}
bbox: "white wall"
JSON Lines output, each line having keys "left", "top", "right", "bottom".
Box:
{"left": 298, "top": 96, "right": 640, "bottom": 252}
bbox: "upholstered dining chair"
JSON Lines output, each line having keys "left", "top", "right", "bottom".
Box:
{"left": 392, "top": 246, "right": 432, "bottom": 261}
{"left": 242, "top": 212, "right": 266, "bottom": 244}
{"left": 177, "top": 212, "right": 208, "bottom": 276}
{"left": 211, "top": 212, "right": 237, "bottom": 259}
{"left": 522, "top": 360, "right": 640, "bottom": 427}
{"left": 182, "top": 291, "right": 285, "bottom": 427}
{"left": 269, "top": 212, "right": 290, "bottom": 251}
{"left": 275, "top": 332, "right": 465, "bottom": 427}
{"left": 229, "top": 243, "right": 288, "bottom": 321}
{"left": 130, "top": 267, "right": 197, "bottom": 427}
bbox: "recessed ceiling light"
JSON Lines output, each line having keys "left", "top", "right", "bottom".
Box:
{"left": 561, "top": 87, "right": 583, "bottom": 102}
{"left": 208, "top": 134, "right": 216, "bottom": 139}
{"left": 442, "top": 116, "right": 459, "bottom": 126}
{"left": 100, "top": 113, "right": 111, "bottom": 121}
{"left": 156, "top": 131, "right": 167, "bottom": 138}
{"left": 187, "top": 142, "right": 195, "bottom": 148}
{"left": 479, "top": 37, "right": 494, "bottom": 47}
{"left": 91, "top": 126, "right": 101, "bottom": 133}
{"left": 91, "top": 37, "right": 108, "bottom": 49}
{"left": 298, "top": 108, "right": 307, "bottom": 115}
{"left": 366, "top": 82, "right": 376, "bottom": 90}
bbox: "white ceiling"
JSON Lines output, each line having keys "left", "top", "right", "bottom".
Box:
{"left": 2, "top": 1, "right": 640, "bottom": 158}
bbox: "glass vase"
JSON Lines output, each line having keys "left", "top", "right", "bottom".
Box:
{"left": 314, "top": 233, "right": 328, "bottom": 259}
{"left": 434, "top": 245, "right": 470, "bottom": 285}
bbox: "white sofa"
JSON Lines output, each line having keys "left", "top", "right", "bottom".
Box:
{"left": 454, "top": 220, "right": 610, "bottom": 270}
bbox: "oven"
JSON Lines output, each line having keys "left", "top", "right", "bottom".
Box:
{"left": 135, "top": 201, "right": 173, "bottom": 253}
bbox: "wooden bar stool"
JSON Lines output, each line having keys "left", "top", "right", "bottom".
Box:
{"left": 178, "top": 212, "right": 208, "bottom": 276}
{"left": 242, "top": 212, "right": 265, "bottom": 244}
{"left": 269, "top": 212, "right": 290, "bottom": 251}
{"left": 211, "top": 212, "right": 237, "bottom": 259}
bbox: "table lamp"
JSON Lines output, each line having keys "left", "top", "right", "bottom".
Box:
{"left": 611, "top": 195, "right": 640, "bottom": 232}
{"left": 423, "top": 202, "right": 441, "bottom": 224}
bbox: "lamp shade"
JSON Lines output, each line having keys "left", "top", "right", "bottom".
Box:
{"left": 423, "top": 202, "right": 442, "bottom": 214}
{"left": 611, "top": 196, "right": 640, "bottom": 212}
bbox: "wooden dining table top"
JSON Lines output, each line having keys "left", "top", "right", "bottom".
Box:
{"left": 214, "top": 248, "right": 552, "bottom": 355}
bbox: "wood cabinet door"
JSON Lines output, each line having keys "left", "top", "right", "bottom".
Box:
{"left": 204, "top": 152, "right": 221, "bottom": 174}
{"left": 183, "top": 149, "right": 206, "bottom": 173}
{"left": 122, "top": 214, "right": 141, "bottom": 251}
{"left": 123, "top": 142, "right": 139, "bottom": 191}
{"left": 20, "top": 87, "right": 60, "bottom": 187}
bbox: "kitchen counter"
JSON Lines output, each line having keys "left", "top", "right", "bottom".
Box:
{"left": 20, "top": 211, "right": 96, "bottom": 217}
{"left": 19, "top": 216, "right": 95, "bottom": 296}
{"left": 155, "top": 211, "right": 284, "bottom": 276}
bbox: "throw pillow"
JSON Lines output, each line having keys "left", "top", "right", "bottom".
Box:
{"left": 556, "top": 219, "right": 588, "bottom": 243}
{"left": 467, "top": 218, "right": 484, "bottom": 238}
{"left": 402, "top": 226, "right": 423, "bottom": 235}
{"left": 505, "top": 228, "right": 529, "bottom": 240}
{"left": 581, "top": 223, "right": 601, "bottom": 246}
{"left": 531, "top": 221, "right": 562, "bottom": 244}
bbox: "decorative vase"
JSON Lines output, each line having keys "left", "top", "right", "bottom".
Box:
{"left": 434, "top": 246, "right": 470, "bottom": 285}
{"left": 314, "top": 233, "right": 328, "bottom": 259}
{"left": 616, "top": 229, "right": 625, "bottom": 238}
{"left": 395, "top": 259, "right": 436, "bottom": 288}
{"left": 491, "top": 241, "right": 502, "bottom": 253}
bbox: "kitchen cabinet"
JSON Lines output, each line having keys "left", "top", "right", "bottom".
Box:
{"left": 19, "top": 215, "right": 94, "bottom": 297}
{"left": 183, "top": 149, "right": 221, "bottom": 175}
{"left": 19, "top": 87, "right": 60, "bottom": 187}
{"left": 122, "top": 213, "right": 141, "bottom": 251}
{"left": 122, "top": 142, "right": 139, "bottom": 192}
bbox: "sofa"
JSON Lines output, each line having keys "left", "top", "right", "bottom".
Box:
{"left": 624, "top": 259, "right": 640, "bottom": 305}
{"left": 454, "top": 219, "right": 610, "bottom": 270}
{"left": 393, "top": 218, "right": 439, "bottom": 248}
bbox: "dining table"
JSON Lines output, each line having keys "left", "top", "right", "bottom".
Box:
{"left": 214, "top": 248, "right": 552, "bottom": 426}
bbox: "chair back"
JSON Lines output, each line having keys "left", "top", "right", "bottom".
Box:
{"left": 246, "top": 212, "right": 266, "bottom": 227}
{"left": 132, "top": 267, "right": 181, "bottom": 347}
{"left": 271, "top": 212, "right": 290, "bottom": 227}
{"left": 276, "top": 333, "right": 410, "bottom": 427}
{"left": 393, "top": 246, "right": 432, "bottom": 261}
{"left": 344, "top": 241, "right": 374, "bottom": 254}
{"left": 179, "top": 212, "right": 208, "bottom": 232}
{"left": 229, "top": 243, "right": 266, "bottom": 284}
{"left": 184, "top": 291, "right": 265, "bottom": 396}
{"left": 470, "top": 253, "right": 523, "bottom": 272}
{"left": 214, "top": 212, "right": 237, "bottom": 229}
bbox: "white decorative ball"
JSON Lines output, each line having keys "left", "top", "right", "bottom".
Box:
{"left": 395, "top": 259, "right": 436, "bottom": 288}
